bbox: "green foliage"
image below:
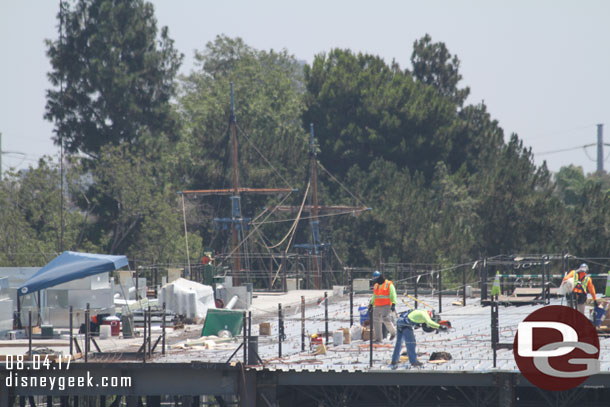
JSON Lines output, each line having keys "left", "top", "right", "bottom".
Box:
{"left": 471, "top": 135, "right": 568, "bottom": 255}
{"left": 178, "top": 35, "right": 307, "bottom": 190}
{"left": 45, "top": 0, "right": 182, "bottom": 158}
{"left": 304, "top": 49, "right": 456, "bottom": 180}
{"left": 555, "top": 165, "right": 586, "bottom": 207}
{"left": 88, "top": 144, "right": 201, "bottom": 263}
{"left": 0, "top": 157, "right": 94, "bottom": 266}
{"left": 411, "top": 34, "right": 470, "bottom": 106}
{"left": 569, "top": 183, "right": 610, "bottom": 257}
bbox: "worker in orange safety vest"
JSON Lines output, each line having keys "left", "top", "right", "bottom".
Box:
{"left": 368, "top": 271, "right": 397, "bottom": 343}
{"left": 562, "top": 263, "right": 597, "bottom": 315}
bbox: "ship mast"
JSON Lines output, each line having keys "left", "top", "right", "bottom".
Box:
{"left": 310, "top": 123, "right": 322, "bottom": 289}
{"left": 230, "top": 83, "right": 242, "bottom": 282}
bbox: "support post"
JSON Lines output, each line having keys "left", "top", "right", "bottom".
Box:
{"left": 414, "top": 274, "right": 418, "bottom": 309}
{"left": 542, "top": 256, "right": 547, "bottom": 304}
{"left": 69, "top": 306, "right": 73, "bottom": 356}
{"left": 462, "top": 266, "right": 467, "bottom": 307}
{"left": 162, "top": 302, "right": 166, "bottom": 355}
{"left": 28, "top": 310, "right": 32, "bottom": 358}
{"left": 247, "top": 311, "right": 252, "bottom": 348}
{"left": 16, "top": 294, "right": 22, "bottom": 329}
{"left": 349, "top": 269, "right": 354, "bottom": 327}
{"left": 85, "top": 303, "right": 90, "bottom": 362}
{"left": 301, "top": 296, "right": 305, "bottom": 352}
{"left": 147, "top": 306, "right": 152, "bottom": 357}
{"left": 243, "top": 311, "right": 247, "bottom": 365}
{"left": 491, "top": 294, "right": 498, "bottom": 368}
{"left": 135, "top": 268, "right": 139, "bottom": 301}
{"left": 142, "top": 308, "right": 147, "bottom": 363}
{"left": 37, "top": 291, "right": 41, "bottom": 326}
{"left": 369, "top": 303, "right": 374, "bottom": 368}
{"left": 278, "top": 304, "right": 283, "bottom": 358}
{"left": 324, "top": 292, "right": 329, "bottom": 345}
{"left": 481, "top": 258, "right": 488, "bottom": 301}
{"left": 438, "top": 270, "right": 442, "bottom": 314}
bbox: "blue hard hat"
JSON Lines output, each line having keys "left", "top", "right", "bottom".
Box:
{"left": 372, "top": 270, "right": 380, "bottom": 278}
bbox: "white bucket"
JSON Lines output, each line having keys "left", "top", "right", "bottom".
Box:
{"left": 333, "top": 330, "right": 344, "bottom": 346}
{"left": 99, "top": 325, "right": 111, "bottom": 339}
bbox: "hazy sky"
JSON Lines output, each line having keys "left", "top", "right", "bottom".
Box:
{"left": 1, "top": 1, "right": 608, "bottom": 174}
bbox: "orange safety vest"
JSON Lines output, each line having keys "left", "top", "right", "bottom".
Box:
{"left": 373, "top": 280, "right": 393, "bottom": 306}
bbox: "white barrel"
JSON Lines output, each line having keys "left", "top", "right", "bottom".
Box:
{"left": 333, "top": 330, "right": 343, "bottom": 346}
{"left": 99, "top": 325, "right": 111, "bottom": 339}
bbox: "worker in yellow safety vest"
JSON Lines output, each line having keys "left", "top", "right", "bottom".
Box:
{"left": 562, "top": 263, "right": 597, "bottom": 315}
{"left": 368, "top": 271, "right": 397, "bottom": 343}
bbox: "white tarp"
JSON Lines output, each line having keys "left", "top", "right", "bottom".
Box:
{"left": 158, "top": 278, "right": 215, "bottom": 319}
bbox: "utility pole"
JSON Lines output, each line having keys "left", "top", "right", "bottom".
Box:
{"left": 597, "top": 124, "right": 604, "bottom": 173}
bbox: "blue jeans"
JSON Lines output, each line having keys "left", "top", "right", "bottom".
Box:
{"left": 391, "top": 325, "right": 417, "bottom": 365}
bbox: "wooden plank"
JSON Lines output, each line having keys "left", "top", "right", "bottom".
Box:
{"left": 513, "top": 288, "right": 543, "bottom": 297}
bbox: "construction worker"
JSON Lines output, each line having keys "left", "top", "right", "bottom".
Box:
{"left": 390, "top": 309, "right": 447, "bottom": 368}
{"left": 368, "top": 271, "right": 397, "bottom": 343}
{"left": 562, "top": 263, "right": 597, "bottom": 315}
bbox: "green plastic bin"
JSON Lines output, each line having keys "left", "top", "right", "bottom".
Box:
{"left": 201, "top": 309, "right": 244, "bottom": 337}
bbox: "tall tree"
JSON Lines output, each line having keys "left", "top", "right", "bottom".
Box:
{"left": 472, "top": 135, "right": 567, "bottom": 255}
{"left": 411, "top": 34, "right": 470, "bottom": 107}
{"left": 45, "top": 0, "right": 182, "bottom": 159}
{"left": 178, "top": 35, "right": 307, "bottom": 190}
{"left": 304, "top": 49, "right": 456, "bottom": 180}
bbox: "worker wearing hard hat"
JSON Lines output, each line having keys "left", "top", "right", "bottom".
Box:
{"left": 562, "top": 263, "right": 597, "bottom": 315}
{"left": 391, "top": 309, "right": 448, "bottom": 368}
{"left": 368, "top": 271, "right": 397, "bottom": 343}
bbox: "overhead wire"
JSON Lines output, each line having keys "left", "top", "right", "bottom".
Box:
{"left": 265, "top": 181, "right": 310, "bottom": 250}
{"left": 317, "top": 162, "right": 367, "bottom": 207}
{"left": 251, "top": 208, "right": 368, "bottom": 226}
{"left": 236, "top": 123, "right": 294, "bottom": 190}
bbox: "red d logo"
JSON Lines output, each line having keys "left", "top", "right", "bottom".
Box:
{"left": 514, "top": 305, "right": 600, "bottom": 391}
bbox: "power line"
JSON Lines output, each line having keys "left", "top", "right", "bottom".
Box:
{"left": 536, "top": 143, "right": 595, "bottom": 156}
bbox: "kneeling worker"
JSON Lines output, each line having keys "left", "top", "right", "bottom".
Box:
{"left": 391, "top": 309, "right": 447, "bottom": 368}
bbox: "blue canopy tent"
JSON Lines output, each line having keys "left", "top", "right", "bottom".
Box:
{"left": 15, "top": 251, "right": 128, "bottom": 329}
{"left": 18, "top": 251, "right": 128, "bottom": 296}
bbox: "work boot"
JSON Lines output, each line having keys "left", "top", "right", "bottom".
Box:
{"left": 389, "top": 333, "right": 396, "bottom": 341}
{"left": 411, "top": 361, "right": 424, "bottom": 368}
